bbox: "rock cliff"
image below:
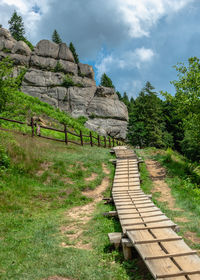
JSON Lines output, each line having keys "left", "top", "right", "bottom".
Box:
{"left": 0, "top": 28, "right": 128, "bottom": 139}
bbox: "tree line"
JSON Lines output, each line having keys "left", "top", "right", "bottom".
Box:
{"left": 101, "top": 61, "right": 200, "bottom": 162}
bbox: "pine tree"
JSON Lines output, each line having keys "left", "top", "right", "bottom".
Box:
{"left": 69, "top": 42, "right": 79, "bottom": 64}
{"left": 52, "top": 30, "right": 62, "bottom": 44}
{"left": 100, "top": 73, "right": 115, "bottom": 88}
{"left": 8, "top": 10, "right": 25, "bottom": 41}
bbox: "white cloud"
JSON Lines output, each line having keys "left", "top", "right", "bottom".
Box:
{"left": 116, "top": 0, "right": 193, "bottom": 38}
{"left": 95, "top": 47, "right": 155, "bottom": 79}
{"left": 0, "top": 0, "right": 51, "bottom": 39}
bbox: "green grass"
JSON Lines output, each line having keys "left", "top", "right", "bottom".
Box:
{"left": 0, "top": 131, "right": 151, "bottom": 280}
{"left": 137, "top": 148, "right": 200, "bottom": 250}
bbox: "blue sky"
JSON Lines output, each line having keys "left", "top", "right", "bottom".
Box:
{"left": 0, "top": 0, "right": 199, "bottom": 98}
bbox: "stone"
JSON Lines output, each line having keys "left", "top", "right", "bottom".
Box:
{"left": 68, "top": 86, "right": 96, "bottom": 117}
{"left": 85, "top": 118, "right": 127, "bottom": 139}
{"left": 12, "top": 41, "right": 32, "bottom": 56}
{"left": 87, "top": 97, "right": 128, "bottom": 121}
{"left": 72, "top": 75, "right": 96, "bottom": 87}
{"left": 59, "top": 60, "right": 78, "bottom": 75}
{"left": 95, "top": 86, "right": 118, "bottom": 99}
{"left": 0, "top": 37, "right": 16, "bottom": 51}
{"left": 0, "top": 28, "right": 12, "bottom": 39}
{"left": 41, "top": 94, "right": 58, "bottom": 107}
{"left": 22, "top": 68, "right": 64, "bottom": 87}
{"left": 35, "top": 40, "right": 59, "bottom": 59}
{"left": 21, "top": 85, "right": 48, "bottom": 99}
{"left": 9, "top": 53, "right": 30, "bottom": 66}
{"left": 30, "top": 55, "right": 57, "bottom": 70}
{"left": 58, "top": 43, "right": 75, "bottom": 62}
{"left": 78, "top": 63, "right": 95, "bottom": 80}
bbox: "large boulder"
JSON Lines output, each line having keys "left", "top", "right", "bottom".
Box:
{"left": 78, "top": 63, "right": 95, "bottom": 80}
{"left": 58, "top": 43, "right": 74, "bottom": 62}
{"left": 68, "top": 87, "right": 96, "bottom": 117}
{"left": 22, "top": 68, "right": 64, "bottom": 87}
{"left": 85, "top": 118, "right": 127, "bottom": 139}
{"left": 21, "top": 85, "right": 48, "bottom": 99}
{"left": 58, "top": 60, "right": 78, "bottom": 75}
{"left": 95, "top": 86, "right": 118, "bottom": 99}
{"left": 9, "top": 53, "right": 30, "bottom": 66}
{"left": 86, "top": 87, "right": 128, "bottom": 121}
{"left": 12, "top": 41, "right": 31, "bottom": 56}
{"left": 35, "top": 40, "right": 59, "bottom": 59}
{"left": 30, "top": 55, "right": 57, "bottom": 70}
{"left": 0, "top": 28, "right": 13, "bottom": 40}
{"left": 0, "top": 37, "right": 16, "bottom": 51}
{"left": 72, "top": 75, "right": 96, "bottom": 87}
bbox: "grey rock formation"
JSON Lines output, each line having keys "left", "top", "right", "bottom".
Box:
{"left": 58, "top": 43, "right": 74, "bottom": 62}
{"left": 35, "top": 40, "right": 59, "bottom": 59}
{"left": 85, "top": 118, "right": 127, "bottom": 139}
{"left": 0, "top": 28, "right": 128, "bottom": 139}
{"left": 58, "top": 60, "right": 78, "bottom": 75}
{"left": 69, "top": 87, "right": 96, "bottom": 118}
{"left": 22, "top": 68, "right": 64, "bottom": 87}
{"left": 78, "top": 63, "right": 95, "bottom": 80}
{"left": 12, "top": 41, "right": 31, "bottom": 56}
{"left": 30, "top": 55, "right": 57, "bottom": 70}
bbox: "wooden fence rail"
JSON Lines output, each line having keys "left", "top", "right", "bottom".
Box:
{"left": 0, "top": 116, "right": 123, "bottom": 148}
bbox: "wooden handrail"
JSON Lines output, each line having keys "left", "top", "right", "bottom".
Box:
{"left": 0, "top": 116, "right": 124, "bottom": 147}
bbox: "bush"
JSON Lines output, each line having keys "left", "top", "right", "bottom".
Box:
{"left": 54, "top": 62, "right": 64, "bottom": 73}
{"left": 62, "top": 74, "right": 75, "bottom": 88}
{"left": 0, "top": 145, "right": 10, "bottom": 169}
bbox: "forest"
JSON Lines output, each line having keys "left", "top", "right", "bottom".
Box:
{"left": 116, "top": 57, "right": 200, "bottom": 162}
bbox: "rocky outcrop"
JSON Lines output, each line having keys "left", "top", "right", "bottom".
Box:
{"left": 0, "top": 28, "right": 128, "bottom": 139}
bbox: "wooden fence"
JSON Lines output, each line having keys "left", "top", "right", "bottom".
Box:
{"left": 0, "top": 117, "right": 123, "bottom": 148}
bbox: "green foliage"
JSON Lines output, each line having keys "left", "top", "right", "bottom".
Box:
{"left": 2, "top": 48, "right": 11, "bottom": 53}
{"left": 62, "top": 74, "right": 83, "bottom": 88}
{"left": 0, "top": 145, "right": 10, "bottom": 170}
{"left": 100, "top": 73, "right": 115, "bottom": 88}
{"left": 69, "top": 42, "right": 79, "bottom": 64}
{"left": 52, "top": 29, "right": 62, "bottom": 44}
{"left": 62, "top": 74, "right": 76, "bottom": 88}
{"left": 53, "top": 61, "right": 64, "bottom": 72}
{"left": 22, "top": 37, "right": 34, "bottom": 50}
{"left": 162, "top": 57, "right": 200, "bottom": 161}
{"left": 128, "top": 82, "right": 171, "bottom": 148}
{"left": 8, "top": 10, "right": 25, "bottom": 41}
{"left": 0, "top": 57, "right": 18, "bottom": 113}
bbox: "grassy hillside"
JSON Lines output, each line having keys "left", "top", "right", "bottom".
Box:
{"left": 0, "top": 131, "right": 152, "bottom": 280}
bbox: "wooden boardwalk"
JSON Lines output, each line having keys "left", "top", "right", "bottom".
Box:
{"left": 112, "top": 147, "right": 200, "bottom": 280}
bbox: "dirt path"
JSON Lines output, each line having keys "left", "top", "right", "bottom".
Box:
{"left": 60, "top": 164, "right": 110, "bottom": 250}
{"left": 145, "top": 159, "right": 200, "bottom": 249}
{"left": 145, "top": 159, "right": 182, "bottom": 211}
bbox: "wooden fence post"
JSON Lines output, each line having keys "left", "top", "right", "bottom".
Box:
{"left": 98, "top": 135, "right": 100, "bottom": 147}
{"left": 109, "top": 137, "right": 111, "bottom": 148}
{"left": 90, "top": 132, "right": 93, "bottom": 147}
{"left": 80, "top": 130, "right": 83, "bottom": 146}
{"left": 104, "top": 136, "right": 107, "bottom": 148}
{"left": 31, "top": 117, "right": 34, "bottom": 137}
{"left": 64, "top": 124, "right": 68, "bottom": 145}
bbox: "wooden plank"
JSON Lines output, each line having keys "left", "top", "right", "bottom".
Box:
{"left": 122, "top": 218, "right": 170, "bottom": 226}
{"left": 156, "top": 270, "right": 200, "bottom": 278}
{"left": 145, "top": 251, "right": 197, "bottom": 260}
{"left": 133, "top": 237, "right": 182, "bottom": 245}
{"left": 125, "top": 224, "right": 177, "bottom": 231}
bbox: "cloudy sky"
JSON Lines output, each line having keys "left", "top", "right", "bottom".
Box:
{"left": 0, "top": 0, "right": 200, "bottom": 98}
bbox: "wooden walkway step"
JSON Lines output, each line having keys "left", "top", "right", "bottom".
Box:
{"left": 110, "top": 146, "right": 200, "bottom": 280}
